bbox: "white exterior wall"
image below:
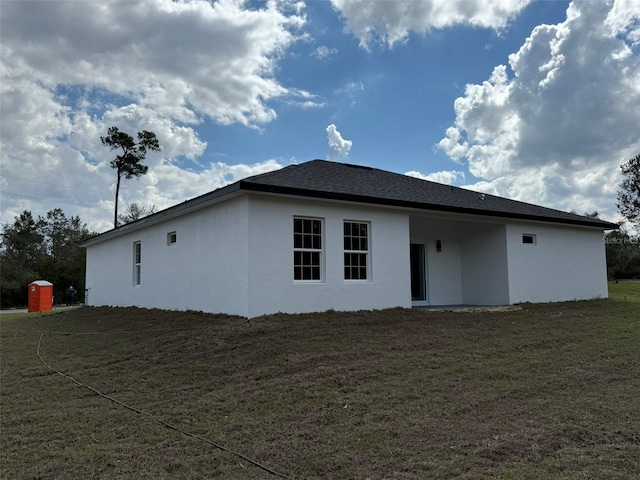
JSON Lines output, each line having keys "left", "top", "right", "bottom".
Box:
{"left": 246, "top": 195, "right": 411, "bottom": 317}
{"left": 410, "top": 218, "right": 463, "bottom": 305}
{"left": 460, "top": 224, "right": 510, "bottom": 305}
{"left": 85, "top": 191, "right": 609, "bottom": 316}
{"left": 506, "top": 223, "right": 608, "bottom": 303}
{"left": 86, "top": 194, "right": 411, "bottom": 317}
{"left": 85, "top": 196, "right": 250, "bottom": 316}
{"left": 427, "top": 241, "right": 463, "bottom": 305}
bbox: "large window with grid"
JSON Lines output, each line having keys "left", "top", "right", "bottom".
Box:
{"left": 293, "top": 217, "right": 323, "bottom": 281}
{"left": 133, "top": 241, "right": 141, "bottom": 286}
{"left": 344, "top": 221, "right": 369, "bottom": 280}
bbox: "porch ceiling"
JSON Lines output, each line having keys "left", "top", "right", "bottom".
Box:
{"left": 409, "top": 214, "right": 503, "bottom": 240}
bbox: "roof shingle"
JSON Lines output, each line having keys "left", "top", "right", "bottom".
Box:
{"left": 240, "top": 160, "right": 617, "bottom": 229}
{"left": 83, "top": 159, "right": 618, "bottom": 246}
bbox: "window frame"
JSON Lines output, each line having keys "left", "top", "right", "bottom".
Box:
{"left": 167, "top": 231, "right": 177, "bottom": 245}
{"left": 293, "top": 217, "right": 324, "bottom": 282}
{"left": 522, "top": 233, "right": 537, "bottom": 245}
{"left": 133, "top": 241, "right": 141, "bottom": 286}
{"left": 343, "top": 220, "right": 371, "bottom": 282}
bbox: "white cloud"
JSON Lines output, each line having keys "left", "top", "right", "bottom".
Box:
{"left": 405, "top": 170, "right": 466, "bottom": 185}
{"left": 338, "top": 81, "right": 365, "bottom": 93}
{"left": 326, "top": 124, "right": 353, "bottom": 161}
{"left": 437, "top": 0, "right": 640, "bottom": 220}
{"left": 100, "top": 105, "right": 208, "bottom": 162}
{"left": 605, "top": 0, "right": 640, "bottom": 43}
{"left": 120, "top": 158, "right": 283, "bottom": 220}
{"left": 298, "top": 100, "right": 325, "bottom": 109}
{"left": 285, "top": 88, "right": 325, "bottom": 109}
{"left": 0, "top": 0, "right": 307, "bottom": 127}
{"left": 334, "top": 81, "right": 366, "bottom": 109}
{"left": 331, "top": 0, "right": 531, "bottom": 48}
{"left": 0, "top": 0, "right": 304, "bottom": 231}
{"left": 0, "top": 94, "right": 280, "bottom": 232}
{"left": 313, "top": 45, "right": 338, "bottom": 59}
{"left": 438, "top": 127, "right": 469, "bottom": 161}
{"left": 97, "top": 158, "right": 283, "bottom": 233}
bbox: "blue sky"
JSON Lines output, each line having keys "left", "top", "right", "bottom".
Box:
{"left": 248, "top": 1, "right": 570, "bottom": 174}
{"left": 1, "top": 0, "right": 639, "bottom": 232}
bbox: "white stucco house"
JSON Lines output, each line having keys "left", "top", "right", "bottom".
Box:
{"left": 82, "top": 160, "right": 616, "bottom": 317}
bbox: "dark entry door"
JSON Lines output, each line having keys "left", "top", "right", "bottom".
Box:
{"left": 410, "top": 243, "right": 427, "bottom": 302}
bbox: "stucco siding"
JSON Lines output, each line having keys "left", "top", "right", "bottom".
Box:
{"left": 426, "top": 241, "right": 463, "bottom": 305}
{"left": 410, "top": 217, "right": 464, "bottom": 305}
{"left": 85, "top": 196, "right": 250, "bottom": 316}
{"left": 84, "top": 190, "right": 610, "bottom": 316}
{"left": 461, "top": 224, "right": 510, "bottom": 305}
{"left": 85, "top": 235, "right": 134, "bottom": 307}
{"left": 506, "top": 223, "right": 608, "bottom": 303}
{"left": 246, "top": 195, "right": 411, "bottom": 317}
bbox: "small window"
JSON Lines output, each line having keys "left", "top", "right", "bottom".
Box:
{"left": 344, "top": 221, "right": 370, "bottom": 280}
{"left": 293, "top": 217, "right": 323, "bottom": 281}
{"left": 167, "top": 231, "right": 177, "bottom": 245}
{"left": 133, "top": 241, "right": 141, "bottom": 286}
{"left": 522, "top": 234, "right": 536, "bottom": 245}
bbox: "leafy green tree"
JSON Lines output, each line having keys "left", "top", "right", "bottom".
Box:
{"left": 101, "top": 126, "right": 160, "bottom": 228}
{"left": 1, "top": 210, "right": 45, "bottom": 268}
{"left": 38, "top": 209, "right": 93, "bottom": 303}
{"left": 605, "top": 230, "right": 640, "bottom": 279}
{"left": 0, "top": 211, "right": 45, "bottom": 307}
{"left": 0, "top": 209, "right": 94, "bottom": 308}
{"left": 617, "top": 153, "right": 640, "bottom": 230}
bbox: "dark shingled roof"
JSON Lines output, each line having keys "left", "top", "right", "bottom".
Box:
{"left": 83, "top": 159, "right": 618, "bottom": 246}
{"left": 239, "top": 159, "right": 616, "bottom": 229}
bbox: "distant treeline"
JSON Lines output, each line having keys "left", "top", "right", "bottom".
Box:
{"left": 605, "top": 230, "right": 640, "bottom": 280}
{"left": 1, "top": 209, "right": 94, "bottom": 308}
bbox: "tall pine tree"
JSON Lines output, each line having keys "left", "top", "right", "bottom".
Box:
{"left": 101, "top": 127, "right": 160, "bottom": 228}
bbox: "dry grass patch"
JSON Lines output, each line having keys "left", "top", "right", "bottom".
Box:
{"left": 2, "top": 282, "right": 639, "bottom": 479}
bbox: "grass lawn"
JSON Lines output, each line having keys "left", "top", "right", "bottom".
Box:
{"left": 1, "top": 282, "right": 639, "bottom": 479}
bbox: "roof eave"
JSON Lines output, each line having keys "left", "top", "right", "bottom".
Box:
{"left": 239, "top": 181, "right": 619, "bottom": 230}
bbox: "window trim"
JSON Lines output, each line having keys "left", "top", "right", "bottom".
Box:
{"left": 167, "top": 231, "right": 177, "bottom": 245}
{"left": 343, "top": 220, "right": 371, "bottom": 282}
{"left": 522, "top": 233, "right": 537, "bottom": 245}
{"left": 293, "top": 216, "right": 324, "bottom": 282}
{"left": 133, "top": 241, "right": 141, "bottom": 286}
